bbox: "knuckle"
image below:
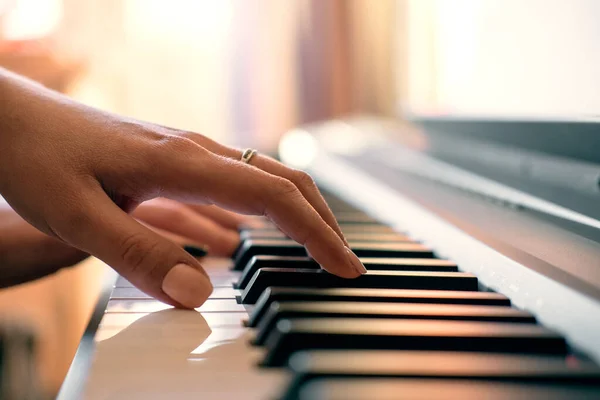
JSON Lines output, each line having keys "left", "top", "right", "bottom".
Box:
{"left": 290, "top": 169, "right": 317, "bottom": 190}
{"left": 156, "top": 135, "right": 200, "bottom": 154}
{"left": 257, "top": 177, "right": 300, "bottom": 215}
{"left": 146, "top": 134, "right": 211, "bottom": 178}
{"left": 177, "top": 131, "right": 207, "bottom": 144}
{"left": 271, "top": 177, "right": 300, "bottom": 197}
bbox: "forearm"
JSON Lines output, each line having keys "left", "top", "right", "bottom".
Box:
{"left": 0, "top": 66, "right": 47, "bottom": 129}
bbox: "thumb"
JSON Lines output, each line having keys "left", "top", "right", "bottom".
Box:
{"left": 53, "top": 188, "right": 212, "bottom": 308}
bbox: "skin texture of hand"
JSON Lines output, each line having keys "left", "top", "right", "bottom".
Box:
{"left": 0, "top": 199, "right": 247, "bottom": 286}
{"left": 0, "top": 68, "right": 366, "bottom": 309}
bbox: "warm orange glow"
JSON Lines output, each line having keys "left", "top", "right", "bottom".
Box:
{"left": 2, "top": 0, "right": 63, "bottom": 40}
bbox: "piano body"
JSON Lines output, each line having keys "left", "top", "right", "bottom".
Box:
{"left": 59, "top": 2, "right": 600, "bottom": 399}
{"left": 58, "top": 114, "right": 600, "bottom": 399}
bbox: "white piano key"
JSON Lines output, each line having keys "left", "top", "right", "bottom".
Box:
{"left": 115, "top": 274, "right": 238, "bottom": 288}
{"left": 106, "top": 299, "right": 247, "bottom": 313}
{"left": 110, "top": 287, "right": 237, "bottom": 299}
{"left": 95, "top": 327, "right": 127, "bottom": 342}
{"left": 83, "top": 307, "right": 288, "bottom": 400}
{"left": 100, "top": 312, "right": 247, "bottom": 329}
{"left": 189, "top": 327, "right": 250, "bottom": 356}
{"left": 113, "top": 256, "right": 240, "bottom": 289}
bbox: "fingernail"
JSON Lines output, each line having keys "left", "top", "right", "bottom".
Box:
{"left": 183, "top": 244, "right": 208, "bottom": 258}
{"left": 162, "top": 263, "right": 213, "bottom": 308}
{"left": 345, "top": 246, "right": 367, "bottom": 275}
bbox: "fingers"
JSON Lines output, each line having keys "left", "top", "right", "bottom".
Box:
{"left": 53, "top": 185, "right": 213, "bottom": 309}
{"left": 184, "top": 204, "right": 252, "bottom": 230}
{"left": 137, "top": 221, "right": 192, "bottom": 246}
{"left": 150, "top": 144, "right": 365, "bottom": 278}
{"left": 137, "top": 221, "right": 209, "bottom": 258}
{"left": 131, "top": 198, "right": 240, "bottom": 256}
{"left": 176, "top": 133, "right": 349, "bottom": 246}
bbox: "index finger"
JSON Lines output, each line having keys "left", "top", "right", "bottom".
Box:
{"left": 150, "top": 142, "right": 365, "bottom": 278}
{"left": 173, "top": 132, "right": 349, "bottom": 246}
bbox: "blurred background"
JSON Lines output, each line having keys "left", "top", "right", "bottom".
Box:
{"left": 0, "top": 0, "right": 400, "bottom": 397}
{"left": 2, "top": 0, "right": 600, "bottom": 397}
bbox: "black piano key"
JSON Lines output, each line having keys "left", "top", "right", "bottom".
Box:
{"left": 232, "top": 239, "right": 302, "bottom": 269}
{"left": 233, "top": 239, "right": 431, "bottom": 271}
{"left": 294, "top": 378, "right": 600, "bottom": 400}
{"left": 290, "top": 350, "right": 600, "bottom": 380}
{"left": 235, "top": 256, "right": 458, "bottom": 290}
{"left": 253, "top": 302, "right": 536, "bottom": 345}
{"left": 232, "top": 240, "right": 434, "bottom": 271}
{"left": 282, "top": 351, "right": 600, "bottom": 400}
{"left": 240, "top": 230, "right": 413, "bottom": 243}
{"left": 247, "top": 288, "right": 511, "bottom": 328}
{"left": 261, "top": 318, "right": 567, "bottom": 367}
{"left": 234, "top": 256, "right": 320, "bottom": 289}
{"left": 240, "top": 269, "right": 478, "bottom": 304}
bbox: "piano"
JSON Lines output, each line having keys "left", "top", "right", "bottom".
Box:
{"left": 59, "top": 2, "right": 600, "bottom": 399}
{"left": 57, "top": 115, "right": 600, "bottom": 399}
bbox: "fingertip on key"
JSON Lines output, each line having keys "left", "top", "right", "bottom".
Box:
{"left": 345, "top": 246, "right": 367, "bottom": 276}
{"left": 162, "top": 263, "right": 213, "bottom": 308}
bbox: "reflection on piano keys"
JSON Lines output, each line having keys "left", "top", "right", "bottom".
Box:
{"left": 76, "top": 191, "right": 600, "bottom": 400}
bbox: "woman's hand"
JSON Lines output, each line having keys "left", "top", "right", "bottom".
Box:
{"left": 0, "top": 68, "right": 365, "bottom": 309}
{"left": 0, "top": 198, "right": 248, "bottom": 285}
{"left": 132, "top": 199, "right": 247, "bottom": 256}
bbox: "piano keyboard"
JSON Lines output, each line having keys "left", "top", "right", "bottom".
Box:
{"left": 78, "top": 193, "right": 600, "bottom": 399}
